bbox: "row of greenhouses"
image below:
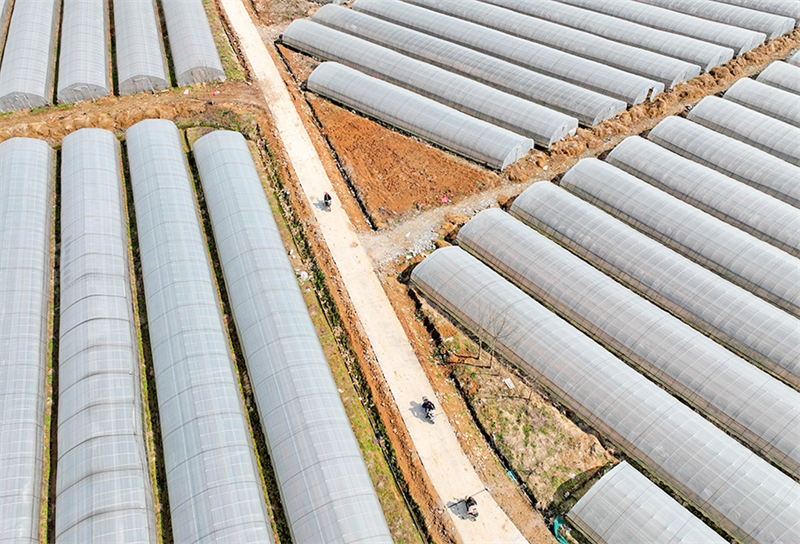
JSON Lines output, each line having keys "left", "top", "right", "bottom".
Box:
{"left": 280, "top": 0, "right": 797, "bottom": 168}
{"left": 0, "top": 121, "right": 389, "bottom": 543}
{"left": 411, "top": 243, "right": 800, "bottom": 544}
{"left": 0, "top": 0, "right": 225, "bottom": 112}
{"left": 411, "top": 52, "right": 800, "bottom": 544}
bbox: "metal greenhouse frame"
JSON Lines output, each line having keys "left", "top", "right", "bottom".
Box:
{"left": 635, "top": 0, "right": 795, "bottom": 39}
{"left": 403, "top": 0, "right": 701, "bottom": 88}
{"left": 688, "top": 96, "right": 800, "bottom": 166}
{"left": 458, "top": 209, "right": 800, "bottom": 477}
{"left": 56, "top": 128, "right": 156, "bottom": 543}
{"left": 352, "top": 0, "right": 664, "bottom": 106}
{"left": 756, "top": 61, "right": 800, "bottom": 94}
{"left": 606, "top": 136, "right": 800, "bottom": 257}
{"left": 307, "top": 63, "right": 532, "bottom": 169}
{"left": 560, "top": 159, "right": 800, "bottom": 316}
{"left": 723, "top": 77, "right": 800, "bottom": 128}
{"left": 510, "top": 182, "right": 800, "bottom": 389}
{"left": 479, "top": 0, "right": 734, "bottom": 70}
{"left": 126, "top": 119, "right": 272, "bottom": 544}
{"left": 553, "top": 0, "right": 765, "bottom": 55}
{"left": 647, "top": 116, "right": 800, "bottom": 208}
{"left": 281, "top": 19, "right": 577, "bottom": 146}
{"left": 0, "top": 137, "right": 53, "bottom": 544}
{"left": 113, "top": 0, "right": 169, "bottom": 94}
{"left": 57, "top": 0, "right": 111, "bottom": 103}
{"left": 0, "top": 0, "right": 59, "bottom": 111}
{"left": 312, "top": 5, "right": 626, "bottom": 126}
{"left": 567, "top": 462, "right": 725, "bottom": 544}
{"left": 160, "top": 0, "right": 225, "bottom": 85}
{"left": 410, "top": 246, "right": 800, "bottom": 544}
{"left": 193, "top": 130, "right": 392, "bottom": 543}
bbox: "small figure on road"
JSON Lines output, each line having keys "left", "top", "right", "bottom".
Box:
{"left": 464, "top": 496, "right": 478, "bottom": 520}
{"left": 323, "top": 191, "right": 332, "bottom": 210}
{"left": 421, "top": 396, "right": 435, "bottom": 422}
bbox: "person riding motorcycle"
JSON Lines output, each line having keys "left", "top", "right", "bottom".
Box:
{"left": 421, "top": 397, "right": 435, "bottom": 421}
{"left": 323, "top": 192, "right": 332, "bottom": 209}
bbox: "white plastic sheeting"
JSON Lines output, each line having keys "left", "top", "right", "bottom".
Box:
{"left": 402, "top": 0, "right": 700, "bottom": 88}
{"left": 308, "top": 63, "right": 532, "bottom": 169}
{"left": 312, "top": 5, "right": 626, "bottom": 126}
{"left": 160, "top": 0, "right": 225, "bottom": 85}
{"left": 568, "top": 462, "right": 725, "bottom": 544}
{"left": 0, "top": 0, "right": 59, "bottom": 111}
{"left": 411, "top": 246, "right": 800, "bottom": 544}
{"left": 607, "top": 136, "right": 800, "bottom": 257}
{"left": 0, "top": 0, "right": 13, "bottom": 55}
{"left": 510, "top": 182, "right": 800, "bottom": 389}
{"left": 648, "top": 116, "right": 800, "bottom": 208}
{"left": 126, "top": 119, "right": 272, "bottom": 544}
{"left": 788, "top": 51, "right": 800, "bottom": 66}
{"left": 458, "top": 209, "right": 800, "bottom": 477}
{"left": 714, "top": 0, "right": 800, "bottom": 22}
{"left": 636, "top": 0, "right": 795, "bottom": 39}
{"left": 57, "top": 0, "right": 111, "bottom": 103}
{"left": 113, "top": 0, "right": 169, "bottom": 94}
{"left": 0, "top": 137, "right": 53, "bottom": 544}
{"left": 723, "top": 77, "right": 800, "bottom": 127}
{"left": 554, "top": 0, "right": 765, "bottom": 55}
{"left": 561, "top": 159, "right": 800, "bottom": 316}
{"left": 756, "top": 61, "right": 800, "bottom": 94}
{"left": 352, "top": 0, "right": 663, "bottom": 105}
{"left": 57, "top": 129, "right": 156, "bottom": 543}
{"left": 480, "top": 0, "right": 733, "bottom": 70}
{"left": 194, "top": 130, "right": 392, "bottom": 544}
{"left": 688, "top": 96, "right": 800, "bottom": 166}
{"left": 281, "top": 19, "right": 577, "bottom": 146}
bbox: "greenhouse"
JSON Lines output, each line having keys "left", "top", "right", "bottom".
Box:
{"left": 402, "top": 0, "right": 701, "bottom": 88}
{"left": 635, "top": 0, "right": 795, "bottom": 38}
{"left": 114, "top": 0, "right": 169, "bottom": 94}
{"left": 194, "top": 130, "right": 392, "bottom": 543}
{"left": 161, "top": 0, "right": 225, "bottom": 85}
{"left": 126, "top": 119, "right": 272, "bottom": 544}
{"left": 553, "top": 0, "right": 765, "bottom": 55}
{"left": 0, "top": 0, "right": 58, "bottom": 111}
{"left": 567, "top": 462, "right": 725, "bottom": 544}
{"left": 0, "top": 137, "right": 53, "bottom": 544}
{"left": 723, "top": 77, "right": 800, "bottom": 127}
{"left": 756, "top": 61, "right": 800, "bottom": 94}
{"left": 510, "top": 182, "right": 800, "bottom": 388}
{"left": 411, "top": 246, "right": 800, "bottom": 544}
{"left": 688, "top": 96, "right": 800, "bottom": 166}
{"left": 312, "top": 5, "right": 626, "bottom": 126}
{"left": 351, "top": 0, "right": 664, "bottom": 106}
{"left": 57, "top": 0, "right": 111, "bottom": 103}
{"left": 477, "top": 0, "right": 734, "bottom": 70}
{"left": 458, "top": 209, "right": 800, "bottom": 477}
{"left": 714, "top": 0, "right": 800, "bottom": 21}
{"left": 789, "top": 51, "right": 800, "bottom": 66}
{"left": 648, "top": 116, "right": 800, "bottom": 208}
{"left": 281, "top": 20, "right": 577, "bottom": 146}
{"left": 607, "top": 136, "right": 800, "bottom": 257}
{"left": 561, "top": 159, "right": 800, "bottom": 316}
{"left": 307, "top": 63, "right": 532, "bottom": 169}
{"left": 56, "top": 129, "right": 156, "bottom": 543}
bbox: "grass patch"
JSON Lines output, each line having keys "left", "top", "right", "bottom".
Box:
{"left": 204, "top": 0, "right": 246, "bottom": 81}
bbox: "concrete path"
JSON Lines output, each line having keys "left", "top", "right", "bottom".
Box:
{"left": 218, "top": 1, "right": 528, "bottom": 542}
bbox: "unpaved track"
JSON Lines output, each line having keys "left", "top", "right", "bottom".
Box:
{"left": 219, "top": 0, "right": 528, "bottom": 542}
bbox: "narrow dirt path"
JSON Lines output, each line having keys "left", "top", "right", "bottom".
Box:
{"left": 218, "top": 0, "right": 528, "bottom": 542}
